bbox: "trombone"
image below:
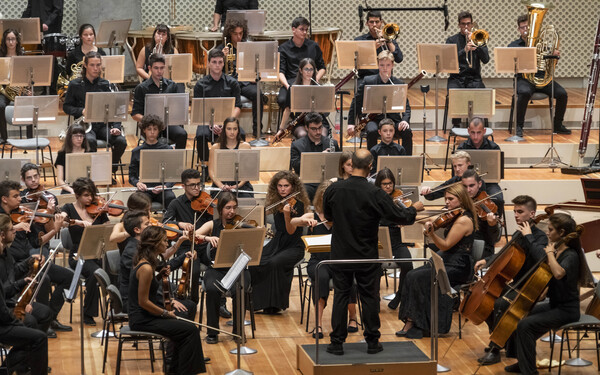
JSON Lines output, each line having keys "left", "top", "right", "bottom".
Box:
{"left": 466, "top": 23, "right": 489, "bottom": 68}
{"left": 376, "top": 22, "right": 400, "bottom": 51}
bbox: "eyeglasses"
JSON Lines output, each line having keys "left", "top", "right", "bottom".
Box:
{"left": 308, "top": 125, "right": 323, "bottom": 131}
{"left": 185, "top": 183, "right": 201, "bottom": 188}
{"left": 381, "top": 182, "right": 394, "bottom": 187}
{"left": 72, "top": 134, "right": 85, "bottom": 139}
{"left": 5, "top": 38, "right": 17, "bottom": 42}
{"left": 303, "top": 67, "right": 314, "bottom": 72}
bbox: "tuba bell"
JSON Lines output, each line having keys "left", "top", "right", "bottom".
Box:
{"left": 522, "top": 1, "right": 559, "bottom": 88}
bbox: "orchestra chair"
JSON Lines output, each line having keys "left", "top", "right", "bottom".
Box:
{"left": 548, "top": 282, "right": 600, "bottom": 374}
{"left": 104, "top": 250, "right": 121, "bottom": 279}
{"left": 94, "top": 269, "right": 128, "bottom": 349}
{"left": 2, "top": 106, "right": 57, "bottom": 185}
{"left": 453, "top": 239, "right": 485, "bottom": 339}
{"left": 4, "top": 105, "right": 32, "bottom": 139}
{"left": 507, "top": 92, "right": 553, "bottom": 134}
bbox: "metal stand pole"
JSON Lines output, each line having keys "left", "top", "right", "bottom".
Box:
{"left": 420, "top": 85, "right": 438, "bottom": 173}
{"left": 250, "top": 54, "right": 269, "bottom": 147}
{"left": 506, "top": 58, "right": 525, "bottom": 142}
{"left": 428, "top": 56, "right": 446, "bottom": 142}
{"left": 80, "top": 282, "right": 86, "bottom": 375}
{"left": 564, "top": 331, "right": 592, "bottom": 367}
{"left": 33, "top": 107, "right": 40, "bottom": 165}
{"left": 230, "top": 267, "right": 256, "bottom": 356}
{"left": 347, "top": 52, "right": 361, "bottom": 145}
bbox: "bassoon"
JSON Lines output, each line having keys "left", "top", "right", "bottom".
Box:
{"left": 578, "top": 18, "right": 600, "bottom": 158}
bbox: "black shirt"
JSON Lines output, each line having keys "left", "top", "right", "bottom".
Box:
{"left": 65, "top": 45, "right": 106, "bottom": 76}
{"left": 128, "top": 142, "right": 175, "bottom": 189}
{"left": 63, "top": 76, "right": 121, "bottom": 133}
{"left": 290, "top": 135, "right": 340, "bottom": 174}
{"left": 548, "top": 247, "right": 580, "bottom": 310}
{"left": 214, "top": 0, "right": 258, "bottom": 25}
{"left": 61, "top": 203, "right": 109, "bottom": 257}
{"left": 131, "top": 77, "right": 182, "bottom": 118}
{"left": 279, "top": 38, "right": 326, "bottom": 82}
{"left": 348, "top": 74, "right": 411, "bottom": 125}
{"left": 119, "top": 237, "right": 138, "bottom": 307}
{"left": 446, "top": 32, "right": 490, "bottom": 80}
{"left": 0, "top": 249, "right": 29, "bottom": 304}
{"left": 0, "top": 285, "right": 21, "bottom": 326}
{"left": 0, "top": 207, "right": 36, "bottom": 265}
{"left": 354, "top": 33, "right": 403, "bottom": 79}
{"left": 323, "top": 175, "right": 417, "bottom": 260}
{"left": 369, "top": 141, "right": 407, "bottom": 173}
{"left": 193, "top": 73, "right": 241, "bottom": 109}
{"left": 22, "top": 0, "right": 63, "bottom": 34}
{"left": 457, "top": 137, "right": 501, "bottom": 150}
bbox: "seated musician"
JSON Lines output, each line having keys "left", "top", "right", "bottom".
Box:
{"left": 59, "top": 177, "right": 109, "bottom": 326}
{"left": 128, "top": 226, "right": 206, "bottom": 375}
{"left": 509, "top": 14, "right": 570, "bottom": 136}
{"left": 354, "top": 10, "right": 403, "bottom": 81}
{"left": 330, "top": 150, "right": 353, "bottom": 182}
{"left": 128, "top": 114, "right": 177, "bottom": 208}
{"left": 445, "top": 11, "right": 490, "bottom": 128}
{"left": 194, "top": 192, "right": 251, "bottom": 344}
{"left": 290, "top": 112, "right": 339, "bottom": 200}
{"left": 0, "top": 214, "right": 48, "bottom": 375}
{"left": 347, "top": 51, "right": 413, "bottom": 154}
{"left": 504, "top": 213, "right": 584, "bottom": 374}
{"left": 474, "top": 195, "right": 548, "bottom": 366}
{"left": 65, "top": 24, "right": 106, "bottom": 76}
{"left": 131, "top": 53, "right": 188, "bottom": 149}
{"left": 210, "top": 0, "right": 258, "bottom": 31}
{"left": 217, "top": 19, "right": 265, "bottom": 137}
{"left": 208, "top": 117, "right": 254, "bottom": 198}
{"left": 194, "top": 49, "right": 244, "bottom": 167}
{"left": 461, "top": 169, "right": 501, "bottom": 259}
{"left": 54, "top": 124, "right": 90, "bottom": 194}
{"left": 135, "top": 24, "right": 178, "bottom": 81}
{"left": 397, "top": 184, "right": 475, "bottom": 339}
{"left": 277, "top": 17, "right": 326, "bottom": 109}
{"left": 250, "top": 171, "right": 310, "bottom": 314}
{"left": 457, "top": 117, "right": 500, "bottom": 150}
{"left": 370, "top": 118, "right": 407, "bottom": 174}
{"left": 63, "top": 51, "right": 127, "bottom": 177}
{"left": 0, "top": 180, "right": 71, "bottom": 337}
{"left": 109, "top": 192, "right": 152, "bottom": 253}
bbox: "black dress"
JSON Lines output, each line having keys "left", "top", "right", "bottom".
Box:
{"left": 251, "top": 200, "right": 305, "bottom": 310}
{"left": 128, "top": 261, "right": 206, "bottom": 374}
{"left": 398, "top": 212, "right": 475, "bottom": 334}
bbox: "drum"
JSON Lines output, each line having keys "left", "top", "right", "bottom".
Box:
{"left": 177, "top": 32, "right": 222, "bottom": 74}
{"left": 42, "top": 33, "right": 68, "bottom": 57}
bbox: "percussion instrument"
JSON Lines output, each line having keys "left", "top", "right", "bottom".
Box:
{"left": 42, "top": 33, "right": 68, "bottom": 58}
{"left": 176, "top": 32, "right": 222, "bottom": 74}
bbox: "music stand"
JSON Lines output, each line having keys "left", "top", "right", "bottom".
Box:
{"left": 300, "top": 152, "right": 342, "bottom": 183}
{"left": 85, "top": 91, "right": 130, "bottom": 152}
{"left": 145, "top": 93, "right": 189, "bottom": 144}
{"left": 140, "top": 149, "right": 186, "bottom": 211}
{"left": 213, "top": 149, "right": 260, "bottom": 198}
{"left": 290, "top": 85, "right": 335, "bottom": 113}
{"left": 96, "top": 19, "right": 132, "bottom": 50}
{"left": 335, "top": 40, "right": 378, "bottom": 144}
{"left": 448, "top": 88, "right": 495, "bottom": 124}
{"left": 237, "top": 41, "right": 279, "bottom": 146}
{"left": 101, "top": 55, "right": 125, "bottom": 83}
{"left": 377, "top": 226, "right": 401, "bottom": 300}
{"left": 12, "top": 94, "right": 57, "bottom": 164}
{"left": 227, "top": 10, "right": 267, "bottom": 35}
{"left": 363, "top": 84, "right": 408, "bottom": 119}
{"left": 214, "top": 228, "right": 266, "bottom": 356}
{"left": 494, "top": 47, "right": 537, "bottom": 142}
{"left": 430, "top": 251, "right": 452, "bottom": 372}
{"left": 0, "top": 159, "right": 29, "bottom": 181}
{"left": 417, "top": 43, "right": 459, "bottom": 142}
{"left": 65, "top": 152, "right": 112, "bottom": 186}
{"left": 466, "top": 150, "right": 503, "bottom": 183}
{"left": 164, "top": 54, "right": 193, "bottom": 83}
{"left": 0, "top": 18, "right": 41, "bottom": 44}
{"left": 377, "top": 155, "right": 424, "bottom": 185}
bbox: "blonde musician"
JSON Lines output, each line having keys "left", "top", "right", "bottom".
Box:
{"left": 135, "top": 24, "right": 178, "bottom": 81}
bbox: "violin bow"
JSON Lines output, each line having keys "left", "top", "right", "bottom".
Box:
{"left": 422, "top": 172, "right": 489, "bottom": 196}
{"left": 232, "top": 204, "right": 260, "bottom": 230}
{"left": 17, "top": 244, "right": 59, "bottom": 303}
{"left": 23, "top": 183, "right": 69, "bottom": 198}
{"left": 264, "top": 191, "right": 301, "bottom": 212}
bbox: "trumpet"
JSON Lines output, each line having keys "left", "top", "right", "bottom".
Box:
{"left": 466, "top": 23, "right": 489, "bottom": 68}
{"left": 224, "top": 36, "right": 235, "bottom": 75}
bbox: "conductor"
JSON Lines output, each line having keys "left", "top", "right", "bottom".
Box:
{"left": 323, "top": 149, "right": 423, "bottom": 355}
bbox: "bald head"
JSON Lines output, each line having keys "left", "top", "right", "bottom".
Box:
{"left": 351, "top": 149, "right": 373, "bottom": 176}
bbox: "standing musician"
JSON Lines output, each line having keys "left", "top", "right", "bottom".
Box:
{"left": 210, "top": 0, "right": 258, "bottom": 31}
{"left": 397, "top": 184, "right": 475, "bottom": 339}
{"left": 194, "top": 49, "right": 244, "bottom": 167}
{"left": 354, "top": 10, "right": 403, "bottom": 80}
{"left": 58, "top": 177, "right": 109, "bottom": 326}
{"left": 508, "top": 14, "right": 570, "bottom": 136}
{"left": 54, "top": 123, "right": 89, "bottom": 194}
{"left": 128, "top": 226, "right": 206, "bottom": 375}
{"left": 131, "top": 53, "right": 188, "bottom": 149}
{"left": 217, "top": 19, "right": 264, "bottom": 137}
{"left": 194, "top": 192, "right": 250, "bottom": 344}
{"left": 135, "top": 24, "right": 179, "bottom": 81}
{"left": 504, "top": 214, "right": 584, "bottom": 374}
{"left": 474, "top": 195, "right": 548, "bottom": 366}
{"left": 290, "top": 112, "right": 340, "bottom": 200}
{"left": 65, "top": 24, "right": 106, "bottom": 76}
{"left": 369, "top": 118, "right": 407, "bottom": 174}
{"left": 277, "top": 17, "right": 326, "bottom": 109}
{"left": 208, "top": 117, "right": 254, "bottom": 198}
{"left": 323, "top": 149, "right": 419, "bottom": 355}
{"left": 0, "top": 214, "right": 48, "bottom": 375}
{"left": 347, "top": 51, "right": 413, "bottom": 154}
{"left": 251, "top": 170, "right": 311, "bottom": 314}
{"left": 128, "top": 114, "right": 177, "bottom": 208}
{"left": 22, "top": 0, "right": 63, "bottom": 34}
{"left": 63, "top": 51, "right": 127, "bottom": 176}
{"left": 445, "top": 11, "right": 490, "bottom": 128}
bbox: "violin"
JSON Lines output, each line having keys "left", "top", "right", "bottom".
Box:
{"left": 430, "top": 209, "right": 464, "bottom": 231}
{"left": 11, "top": 206, "right": 55, "bottom": 224}
{"left": 190, "top": 191, "right": 218, "bottom": 216}
{"left": 225, "top": 215, "right": 258, "bottom": 229}
{"left": 473, "top": 191, "right": 498, "bottom": 220}
{"left": 86, "top": 197, "right": 127, "bottom": 217}
{"left": 391, "top": 189, "right": 413, "bottom": 208}
{"left": 158, "top": 267, "right": 173, "bottom": 312}
{"left": 176, "top": 253, "right": 194, "bottom": 299}
{"left": 149, "top": 217, "right": 188, "bottom": 241}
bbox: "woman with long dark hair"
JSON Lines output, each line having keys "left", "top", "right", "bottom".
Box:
{"left": 135, "top": 24, "right": 178, "bottom": 80}
{"left": 55, "top": 124, "right": 90, "bottom": 194}
{"left": 65, "top": 24, "right": 105, "bottom": 76}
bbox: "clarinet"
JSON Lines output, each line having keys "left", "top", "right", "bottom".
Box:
{"left": 578, "top": 18, "right": 600, "bottom": 158}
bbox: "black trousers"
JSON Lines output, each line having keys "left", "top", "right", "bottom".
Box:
{"left": 241, "top": 82, "right": 263, "bottom": 134}
{"left": 0, "top": 323, "right": 48, "bottom": 375}
{"left": 69, "top": 257, "right": 101, "bottom": 318}
{"left": 203, "top": 267, "right": 249, "bottom": 336}
{"left": 140, "top": 189, "right": 176, "bottom": 210}
{"left": 94, "top": 126, "right": 127, "bottom": 172}
{"left": 86, "top": 129, "right": 98, "bottom": 152}
{"left": 330, "top": 264, "right": 382, "bottom": 344}
{"left": 515, "top": 78, "right": 568, "bottom": 129}
{"left": 22, "top": 302, "right": 53, "bottom": 334}
{"left": 447, "top": 77, "right": 486, "bottom": 127}
{"left": 195, "top": 125, "right": 246, "bottom": 163}
{"left": 365, "top": 120, "right": 413, "bottom": 155}
{"left": 36, "top": 263, "right": 73, "bottom": 319}
{"left": 277, "top": 78, "right": 296, "bottom": 108}
{"left": 160, "top": 125, "right": 188, "bottom": 150}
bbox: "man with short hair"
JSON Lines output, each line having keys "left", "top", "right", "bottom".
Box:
{"left": 131, "top": 53, "right": 188, "bottom": 149}
{"left": 421, "top": 150, "right": 472, "bottom": 200}
{"left": 457, "top": 117, "right": 500, "bottom": 150}
{"left": 369, "top": 118, "right": 407, "bottom": 174}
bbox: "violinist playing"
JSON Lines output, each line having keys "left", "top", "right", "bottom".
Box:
{"left": 397, "top": 184, "right": 475, "bottom": 339}
{"left": 504, "top": 214, "right": 586, "bottom": 375}
{"left": 474, "top": 195, "right": 548, "bottom": 366}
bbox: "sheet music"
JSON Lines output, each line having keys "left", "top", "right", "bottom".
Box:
{"left": 220, "top": 252, "right": 251, "bottom": 291}
{"left": 64, "top": 258, "right": 84, "bottom": 302}
{"left": 302, "top": 234, "right": 332, "bottom": 247}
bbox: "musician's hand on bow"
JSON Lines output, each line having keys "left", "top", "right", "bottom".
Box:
{"left": 282, "top": 203, "right": 292, "bottom": 214}
{"left": 221, "top": 184, "right": 233, "bottom": 192}
{"left": 180, "top": 222, "right": 194, "bottom": 232}
{"left": 172, "top": 299, "right": 188, "bottom": 312}
{"left": 53, "top": 214, "right": 64, "bottom": 232}
{"left": 347, "top": 124, "right": 356, "bottom": 137}
{"left": 47, "top": 197, "right": 56, "bottom": 212}
{"left": 420, "top": 186, "right": 432, "bottom": 195}
{"left": 76, "top": 220, "right": 91, "bottom": 228}
{"left": 422, "top": 221, "right": 434, "bottom": 236}
{"left": 14, "top": 222, "right": 31, "bottom": 233}
{"left": 25, "top": 304, "right": 33, "bottom": 314}
{"left": 397, "top": 121, "right": 410, "bottom": 131}
{"left": 412, "top": 201, "right": 425, "bottom": 212}
{"left": 474, "top": 259, "right": 487, "bottom": 273}
{"left": 517, "top": 221, "right": 532, "bottom": 236}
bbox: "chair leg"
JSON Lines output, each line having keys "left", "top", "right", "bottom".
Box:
{"left": 148, "top": 339, "right": 155, "bottom": 372}
{"left": 115, "top": 337, "right": 124, "bottom": 375}
{"left": 508, "top": 94, "right": 515, "bottom": 133}
{"left": 297, "top": 265, "right": 304, "bottom": 316}
{"left": 306, "top": 284, "right": 312, "bottom": 333}
{"left": 548, "top": 330, "right": 555, "bottom": 374}
{"left": 558, "top": 330, "right": 566, "bottom": 375}
{"left": 247, "top": 289, "right": 256, "bottom": 339}
{"left": 444, "top": 135, "right": 452, "bottom": 171}
{"left": 596, "top": 331, "right": 600, "bottom": 372}
{"left": 442, "top": 94, "right": 449, "bottom": 133}
{"left": 300, "top": 278, "right": 308, "bottom": 325}
{"left": 199, "top": 289, "right": 205, "bottom": 330}
{"left": 191, "top": 137, "right": 197, "bottom": 169}
{"left": 102, "top": 324, "right": 110, "bottom": 373}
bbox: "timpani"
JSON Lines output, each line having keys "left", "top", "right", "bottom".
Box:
{"left": 176, "top": 32, "right": 222, "bottom": 75}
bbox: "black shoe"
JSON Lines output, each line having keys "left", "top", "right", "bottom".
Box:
{"left": 516, "top": 126, "right": 524, "bottom": 137}
{"left": 504, "top": 362, "right": 521, "bottom": 373}
{"left": 219, "top": 305, "right": 232, "bottom": 319}
{"left": 311, "top": 326, "right": 323, "bottom": 339}
{"left": 554, "top": 124, "right": 571, "bottom": 134}
{"left": 387, "top": 293, "right": 401, "bottom": 310}
{"left": 405, "top": 327, "right": 423, "bottom": 339}
{"left": 204, "top": 357, "right": 211, "bottom": 363}
{"left": 347, "top": 319, "right": 358, "bottom": 333}
{"left": 395, "top": 330, "right": 408, "bottom": 337}
{"left": 47, "top": 328, "right": 57, "bottom": 338}
{"left": 262, "top": 307, "right": 281, "bottom": 315}
{"left": 83, "top": 316, "right": 96, "bottom": 326}
{"left": 51, "top": 319, "right": 72, "bottom": 332}
{"left": 367, "top": 341, "right": 383, "bottom": 354}
{"left": 326, "top": 342, "right": 344, "bottom": 355}
{"left": 477, "top": 350, "right": 501, "bottom": 365}
{"left": 205, "top": 335, "right": 218, "bottom": 344}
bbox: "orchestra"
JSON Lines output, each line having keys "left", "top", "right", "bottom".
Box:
{"left": 1, "top": 2, "right": 600, "bottom": 374}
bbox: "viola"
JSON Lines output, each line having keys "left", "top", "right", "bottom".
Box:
{"left": 473, "top": 191, "right": 498, "bottom": 220}
{"left": 86, "top": 197, "right": 127, "bottom": 217}
{"left": 190, "top": 191, "right": 217, "bottom": 216}
{"left": 391, "top": 189, "right": 413, "bottom": 208}
{"left": 176, "top": 253, "right": 194, "bottom": 299}
{"left": 225, "top": 215, "right": 258, "bottom": 229}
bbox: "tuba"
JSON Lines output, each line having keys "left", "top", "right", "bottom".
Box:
{"left": 522, "top": 1, "right": 559, "bottom": 88}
